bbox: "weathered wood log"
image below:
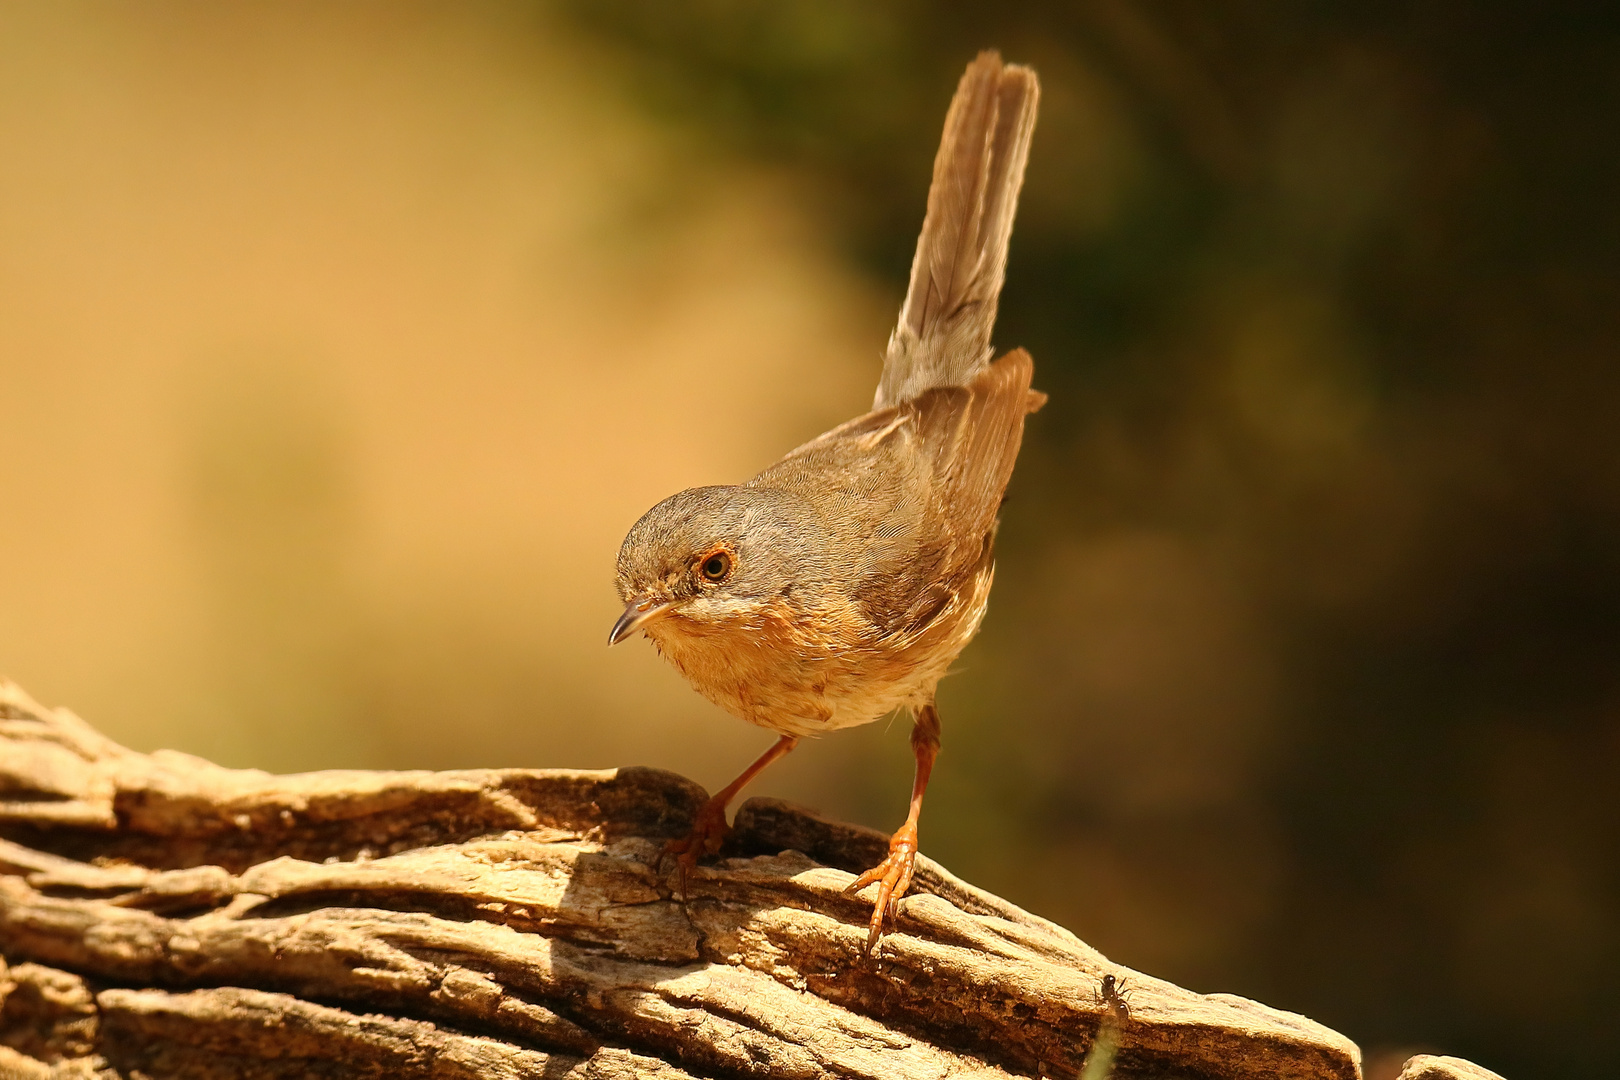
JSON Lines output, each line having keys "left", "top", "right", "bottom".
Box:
{"left": 1395, "top": 1056, "right": 1505, "bottom": 1080}
{"left": 0, "top": 678, "right": 1493, "bottom": 1079}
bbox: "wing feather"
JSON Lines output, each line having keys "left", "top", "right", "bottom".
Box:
{"left": 910, "top": 348, "right": 1041, "bottom": 576}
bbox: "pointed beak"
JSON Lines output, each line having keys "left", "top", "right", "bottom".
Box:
{"left": 608, "top": 597, "right": 673, "bottom": 646}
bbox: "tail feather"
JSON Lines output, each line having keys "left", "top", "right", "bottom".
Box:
{"left": 877, "top": 52, "right": 1040, "bottom": 408}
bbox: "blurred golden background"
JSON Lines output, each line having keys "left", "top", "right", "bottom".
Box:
{"left": 1, "top": 4, "right": 1615, "bottom": 1077}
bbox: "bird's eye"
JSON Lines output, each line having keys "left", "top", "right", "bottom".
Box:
{"left": 698, "top": 551, "right": 733, "bottom": 582}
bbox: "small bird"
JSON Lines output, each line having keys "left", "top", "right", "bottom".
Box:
{"left": 610, "top": 51, "right": 1042, "bottom": 952}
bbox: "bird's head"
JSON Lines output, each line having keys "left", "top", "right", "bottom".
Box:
{"left": 609, "top": 485, "right": 822, "bottom": 645}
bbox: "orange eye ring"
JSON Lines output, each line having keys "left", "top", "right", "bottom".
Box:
{"left": 697, "top": 550, "right": 733, "bottom": 583}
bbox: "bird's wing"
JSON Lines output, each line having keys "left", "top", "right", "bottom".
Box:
{"left": 908, "top": 348, "right": 1044, "bottom": 578}
{"left": 755, "top": 349, "right": 1041, "bottom": 639}
{"left": 877, "top": 52, "right": 1040, "bottom": 408}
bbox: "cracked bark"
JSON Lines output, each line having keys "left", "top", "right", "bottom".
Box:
{"left": 0, "top": 679, "right": 1498, "bottom": 1080}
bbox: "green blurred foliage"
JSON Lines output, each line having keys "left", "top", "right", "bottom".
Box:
{"left": 564, "top": 4, "right": 1620, "bottom": 1077}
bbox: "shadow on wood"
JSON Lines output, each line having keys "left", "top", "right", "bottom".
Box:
{"left": 0, "top": 679, "right": 1497, "bottom": 1079}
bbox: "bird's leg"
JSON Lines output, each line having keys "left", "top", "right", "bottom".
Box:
{"left": 664, "top": 733, "right": 798, "bottom": 897}
{"left": 845, "top": 702, "right": 940, "bottom": 954}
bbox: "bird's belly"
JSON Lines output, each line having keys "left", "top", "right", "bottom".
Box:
{"left": 645, "top": 600, "right": 978, "bottom": 736}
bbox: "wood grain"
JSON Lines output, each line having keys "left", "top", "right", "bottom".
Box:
{"left": 0, "top": 678, "right": 1490, "bottom": 1079}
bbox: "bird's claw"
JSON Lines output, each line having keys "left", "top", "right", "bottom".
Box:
{"left": 844, "top": 824, "right": 919, "bottom": 954}
{"left": 662, "top": 797, "right": 731, "bottom": 898}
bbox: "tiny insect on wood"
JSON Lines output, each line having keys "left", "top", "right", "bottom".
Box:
{"left": 1097, "top": 973, "right": 1133, "bottom": 1024}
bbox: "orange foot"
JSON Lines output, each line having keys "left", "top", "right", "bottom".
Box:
{"left": 662, "top": 795, "right": 730, "bottom": 898}
{"left": 843, "top": 822, "right": 919, "bottom": 954}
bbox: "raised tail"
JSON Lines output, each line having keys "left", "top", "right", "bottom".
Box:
{"left": 875, "top": 51, "right": 1040, "bottom": 409}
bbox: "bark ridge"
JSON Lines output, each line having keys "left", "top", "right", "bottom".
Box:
{"left": 0, "top": 678, "right": 1469, "bottom": 1079}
